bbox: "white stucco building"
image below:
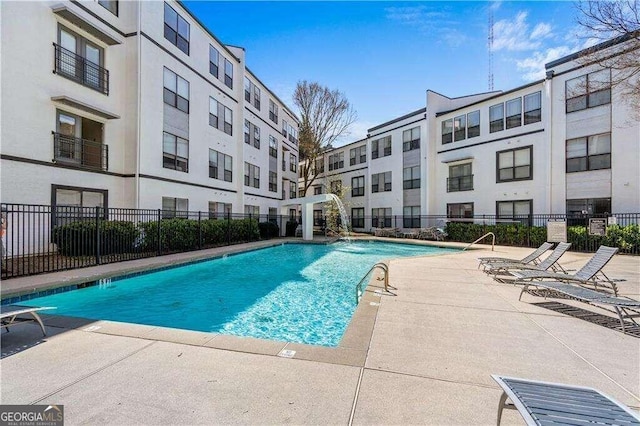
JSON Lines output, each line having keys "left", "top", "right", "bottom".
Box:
{"left": 0, "top": 0, "right": 299, "bottom": 218}
{"left": 305, "top": 35, "right": 639, "bottom": 231}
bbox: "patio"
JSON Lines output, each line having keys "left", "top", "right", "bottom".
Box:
{"left": 1, "top": 243, "right": 638, "bottom": 424}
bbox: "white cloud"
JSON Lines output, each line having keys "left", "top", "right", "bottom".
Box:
{"left": 515, "top": 46, "right": 573, "bottom": 81}
{"left": 384, "top": 5, "right": 464, "bottom": 47}
{"left": 333, "top": 121, "right": 376, "bottom": 147}
{"left": 492, "top": 11, "right": 555, "bottom": 52}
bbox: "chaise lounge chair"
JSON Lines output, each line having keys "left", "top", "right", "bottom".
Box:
{"left": 512, "top": 246, "right": 620, "bottom": 294}
{"left": 478, "top": 242, "right": 553, "bottom": 270}
{"left": 1, "top": 305, "right": 55, "bottom": 336}
{"left": 492, "top": 375, "right": 640, "bottom": 425}
{"left": 484, "top": 242, "right": 571, "bottom": 279}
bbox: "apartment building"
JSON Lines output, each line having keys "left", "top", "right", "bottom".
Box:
{"left": 304, "top": 35, "right": 639, "bottom": 231}
{"left": 0, "top": 0, "right": 299, "bottom": 219}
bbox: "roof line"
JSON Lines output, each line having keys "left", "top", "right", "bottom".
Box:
{"left": 545, "top": 32, "right": 638, "bottom": 69}
{"left": 368, "top": 107, "right": 426, "bottom": 132}
{"left": 245, "top": 66, "right": 300, "bottom": 123}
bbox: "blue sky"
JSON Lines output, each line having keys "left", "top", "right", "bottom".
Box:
{"left": 184, "top": 1, "right": 595, "bottom": 143}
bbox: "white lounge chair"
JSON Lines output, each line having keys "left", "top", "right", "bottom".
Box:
{"left": 478, "top": 242, "right": 553, "bottom": 270}
{"left": 1, "top": 305, "right": 55, "bottom": 336}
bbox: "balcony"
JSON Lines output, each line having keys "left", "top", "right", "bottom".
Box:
{"left": 53, "top": 132, "right": 109, "bottom": 171}
{"left": 447, "top": 175, "right": 474, "bottom": 192}
{"left": 54, "top": 43, "right": 109, "bottom": 95}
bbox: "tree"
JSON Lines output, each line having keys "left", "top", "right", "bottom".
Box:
{"left": 575, "top": 1, "right": 640, "bottom": 113}
{"left": 293, "top": 81, "right": 357, "bottom": 197}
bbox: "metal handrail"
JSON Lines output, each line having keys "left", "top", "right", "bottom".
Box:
{"left": 462, "top": 232, "right": 496, "bottom": 251}
{"left": 355, "top": 262, "right": 395, "bottom": 303}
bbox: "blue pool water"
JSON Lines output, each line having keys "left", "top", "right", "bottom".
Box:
{"left": 23, "top": 242, "right": 456, "bottom": 346}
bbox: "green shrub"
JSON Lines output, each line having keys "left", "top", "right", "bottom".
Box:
{"left": 258, "top": 221, "right": 280, "bottom": 239}
{"left": 53, "top": 220, "right": 139, "bottom": 256}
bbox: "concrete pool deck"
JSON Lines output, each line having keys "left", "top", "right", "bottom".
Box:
{"left": 1, "top": 241, "right": 639, "bottom": 424}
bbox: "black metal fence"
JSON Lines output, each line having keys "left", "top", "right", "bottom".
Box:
{"left": 0, "top": 204, "right": 638, "bottom": 279}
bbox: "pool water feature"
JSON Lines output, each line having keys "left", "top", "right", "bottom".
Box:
{"left": 23, "top": 242, "right": 457, "bottom": 346}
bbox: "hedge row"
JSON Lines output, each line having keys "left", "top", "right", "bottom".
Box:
{"left": 444, "top": 222, "right": 640, "bottom": 253}
{"left": 53, "top": 218, "right": 273, "bottom": 256}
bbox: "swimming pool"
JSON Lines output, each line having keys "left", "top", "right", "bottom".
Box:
{"left": 23, "top": 241, "right": 456, "bottom": 346}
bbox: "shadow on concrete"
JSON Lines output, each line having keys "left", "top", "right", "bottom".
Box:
{"left": 531, "top": 301, "right": 640, "bottom": 338}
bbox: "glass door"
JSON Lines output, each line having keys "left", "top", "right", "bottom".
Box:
{"left": 84, "top": 43, "right": 101, "bottom": 89}
{"left": 56, "top": 111, "right": 81, "bottom": 163}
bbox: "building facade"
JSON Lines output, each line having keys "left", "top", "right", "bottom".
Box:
{"left": 304, "top": 36, "right": 639, "bottom": 231}
{"left": 0, "top": 0, "right": 299, "bottom": 218}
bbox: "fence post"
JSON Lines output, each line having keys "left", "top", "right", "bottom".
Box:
{"left": 227, "top": 211, "right": 231, "bottom": 246}
{"left": 198, "top": 211, "right": 202, "bottom": 250}
{"left": 95, "top": 206, "right": 101, "bottom": 265}
{"left": 157, "top": 209, "right": 162, "bottom": 256}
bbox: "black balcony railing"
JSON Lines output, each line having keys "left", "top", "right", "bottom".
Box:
{"left": 54, "top": 43, "right": 109, "bottom": 95}
{"left": 53, "top": 132, "right": 109, "bottom": 171}
{"left": 447, "top": 175, "right": 474, "bottom": 192}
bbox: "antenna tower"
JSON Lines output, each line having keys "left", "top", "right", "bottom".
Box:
{"left": 488, "top": 8, "right": 494, "bottom": 91}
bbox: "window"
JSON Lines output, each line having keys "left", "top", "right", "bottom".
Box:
{"left": 162, "top": 197, "right": 188, "bottom": 218}
{"left": 287, "top": 123, "right": 298, "bottom": 145}
{"left": 269, "top": 99, "right": 278, "bottom": 123}
{"left": 289, "top": 181, "right": 297, "bottom": 199}
{"left": 453, "top": 115, "right": 466, "bottom": 142}
{"left": 351, "top": 208, "right": 364, "bottom": 228}
{"left": 269, "top": 171, "right": 277, "bottom": 192}
{"left": 290, "top": 154, "right": 297, "bottom": 172}
{"left": 330, "top": 180, "right": 342, "bottom": 195}
{"left": 209, "top": 45, "right": 219, "bottom": 78}
{"left": 497, "top": 146, "right": 532, "bottom": 182}
{"left": 52, "top": 185, "right": 107, "bottom": 227}
{"left": 244, "top": 120, "right": 260, "bottom": 149}
{"left": 269, "top": 135, "right": 277, "bottom": 158}
{"left": 163, "top": 132, "right": 188, "bottom": 172}
{"left": 350, "top": 145, "right": 367, "bottom": 165}
{"left": 56, "top": 26, "right": 107, "bottom": 94}
{"left": 328, "top": 152, "right": 344, "bottom": 171}
{"left": 223, "top": 106, "right": 233, "bottom": 135}
{"left": 403, "top": 166, "right": 420, "bottom": 189}
{"left": 372, "top": 208, "right": 392, "bottom": 228}
{"left": 98, "top": 0, "right": 118, "bottom": 16}
{"left": 442, "top": 119, "right": 453, "bottom": 144}
{"left": 566, "top": 133, "right": 611, "bottom": 172}
{"left": 313, "top": 209, "right": 323, "bottom": 226}
{"left": 489, "top": 103, "right": 504, "bottom": 133}
{"left": 497, "top": 200, "right": 532, "bottom": 222}
{"left": 244, "top": 78, "right": 261, "bottom": 110}
{"left": 208, "top": 201, "right": 231, "bottom": 219}
{"left": 282, "top": 119, "right": 288, "bottom": 137}
{"left": 164, "top": 2, "right": 189, "bottom": 55}
{"left": 447, "top": 203, "right": 473, "bottom": 218}
{"left": 403, "top": 127, "right": 420, "bottom": 151}
{"left": 224, "top": 58, "right": 233, "bottom": 89}
{"left": 209, "top": 97, "right": 219, "bottom": 128}
{"left": 314, "top": 158, "right": 325, "bottom": 174}
{"left": 268, "top": 208, "right": 278, "bottom": 224}
{"left": 282, "top": 153, "right": 286, "bottom": 172}
{"left": 163, "top": 68, "right": 189, "bottom": 113}
{"left": 566, "top": 198, "right": 611, "bottom": 216}
{"left": 244, "top": 205, "right": 260, "bottom": 216}
{"left": 244, "top": 163, "right": 260, "bottom": 188}
{"left": 566, "top": 69, "right": 611, "bottom": 113}
{"left": 403, "top": 206, "right": 420, "bottom": 228}
{"left": 371, "top": 172, "right": 391, "bottom": 193}
{"left": 505, "top": 97, "right": 522, "bottom": 129}
{"left": 209, "top": 149, "right": 232, "bottom": 182}
{"left": 467, "top": 110, "right": 480, "bottom": 138}
{"left": 313, "top": 186, "right": 322, "bottom": 195}
{"left": 524, "top": 92, "right": 541, "bottom": 124}
{"left": 371, "top": 136, "right": 391, "bottom": 159}
{"left": 447, "top": 163, "right": 473, "bottom": 192}
{"left": 352, "top": 176, "right": 365, "bottom": 197}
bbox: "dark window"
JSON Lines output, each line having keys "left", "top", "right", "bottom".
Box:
{"left": 98, "top": 0, "right": 118, "bottom": 16}
{"left": 351, "top": 208, "right": 364, "bottom": 228}
{"left": 330, "top": 180, "right": 342, "bottom": 195}
{"left": 244, "top": 162, "right": 260, "bottom": 188}
{"left": 453, "top": 115, "right": 466, "bottom": 141}
{"left": 372, "top": 172, "right": 391, "bottom": 193}
{"left": 350, "top": 145, "right": 367, "bottom": 165}
{"left": 314, "top": 158, "right": 325, "bottom": 174}
{"left": 372, "top": 136, "right": 392, "bottom": 157}
{"left": 497, "top": 146, "right": 532, "bottom": 182}
{"left": 163, "top": 132, "right": 188, "bottom": 172}
{"left": 489, "top": 103, "right": 504, "bottom": 133}
{"left": 351, "top": 176, "right": 365, "bottom": 197}
{"left": 447, "top": 163, "right": 473, "bottom": 192}
{"left": 163, "top": 67, "right": 189, "bottom": 113}
{"left": 269, "top": 136, "right": 277, "bottom": 158}
{"left": 209, "top": 45, "right": 219, "bottom": 78}
{"left": 328, "top": 152, "right": 344, "bottom": 171}
{"left": 314, "top": 186, "right": 322, "bottom": 195}
{"left": 467, "top": 110, "right": 480, "bottom": 138}
{"left": 403, "top": 166, "right": 420, "bottom": 189}
{"left": 403, "top": 206, "right": 420, "bottom": 228}
{"left": 505, "top": 98, "right": 522, "bottom": 129}
{"left": 269, "top": 99, "right": 278, "bottom": 124}
{"left": 447, "top": 203, "right": 473, "bottom": 218}
{"left": 566, "top": 198, "right": 611, "bottom": 216}
{"left": 403, "top": 127, "right": 420, "bottom": 151}
{"left": 290, "top": 154, "right": 297, "bottom": 172}
{"left": 224, "top": 59, "right": 233, "bottom": 89}
{"left": 223, "top": 106, "right": 233, "bottom": 135}
{"left": 372, "top": 208, "right": 392, "bottom": 228}
{"left": 524, "top": 92, "right": 541, "bottom": 124}
{"left": 162, "top": 197, "right": 188, "bottom": 218}
{"left": 52, "top": 185, "right": 108, "bottom": 227}
{"left": 209, "top": 149, "right": 232, "bottom": 182}
{"left": 566, "top": 69, "right": 611, "bottom": 113}
{"left": 497, "top": 200, "right": 532, "bottom": 224}
{"left": 269, "top": 171, "right": 277, "bottom": 192}
{"left": 55, "top": 26, "right": 108, "bottom": 94}
{"left": 442, "top": 119, "right": 453, "bottom": 144}
{"left": 209, "top": 97, "right": 219, "bottom": 128}
{"left": 289, "top": 181, "right": 297, "bottom": 199}
{"left": 164, "top": 2, "right": 189, "bottom": 55}
{"left": 566, "top": 133, "right": 611, "bottom": 172}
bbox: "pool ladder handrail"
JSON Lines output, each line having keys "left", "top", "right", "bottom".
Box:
{"left": 355, "top": 262, "right": 396, "bottom": 303}
{"left": 462, "top": 232, "right": 496, "bottom": 251}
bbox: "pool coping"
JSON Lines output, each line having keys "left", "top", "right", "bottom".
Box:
{"left": 1, "top": 237, "right": 471, "bottom": 367}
